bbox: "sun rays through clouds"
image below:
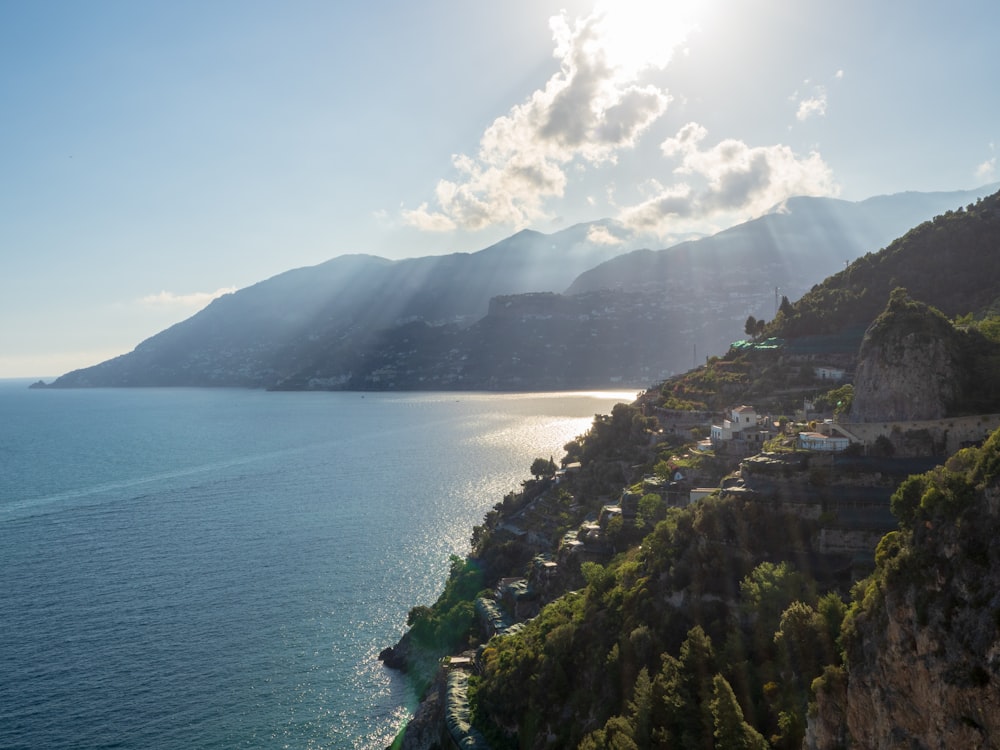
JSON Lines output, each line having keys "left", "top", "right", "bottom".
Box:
{"left": 403, "top": 1, "right": 839, "bottom": 242}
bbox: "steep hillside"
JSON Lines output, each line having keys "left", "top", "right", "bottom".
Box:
{"left": 384, "top": 189, "right": 1000, "bottom": 750}
{"left": 773, "top": 188, "right": 1000, "bottom": 341}
{"left": 272, "top": 187, "right": 1000, "bottom": 391}
{"left": 43, "top": 186, "right": 998, "bottom": 390}
{"left": 811, "top": 432, "right": 1000, "bottom": 748}
{"left": 567, "top": 188, "right": 995, "bottom": 301}
{"left": 42, "top": 225, "right": 625, "bottom": 388}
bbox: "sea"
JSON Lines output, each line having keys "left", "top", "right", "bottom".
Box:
{"left": 0, "top": 381, "right": 635, "bottom": 749}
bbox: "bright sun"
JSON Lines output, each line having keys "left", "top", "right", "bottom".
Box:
{"left": 592, "top": 0, "right": 707, "bottom": 77}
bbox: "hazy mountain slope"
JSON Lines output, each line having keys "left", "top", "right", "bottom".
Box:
{"left": 44, "top": 186, "right": 998, "bottom": 389}
{"left": 566, "top": 187, "right": 996, "bottom": 300}
{"left": 44, "top": 226, "right": 625, "bottom": 388}
{"left": 773, "top": 188, "right": 1000, "bottom": 342}
{"left": 282, "top": 185, "right": 1000, "bottom": 391}
{"left": 50, "top": 254, "right": 397, "bottom": 387}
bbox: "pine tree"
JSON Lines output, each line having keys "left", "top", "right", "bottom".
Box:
{"left": 710, "top": 674, "right": 769, "bottom": 750}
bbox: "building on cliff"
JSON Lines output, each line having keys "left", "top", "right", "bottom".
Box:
{"left": 798, "top": 431, "right": 850, "bottom": 452}
{"left": 710, "top": 405, "right": 774, "bottom": 455}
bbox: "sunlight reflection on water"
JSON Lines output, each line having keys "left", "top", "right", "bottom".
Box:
{"left": 0, "top": 387, "right": 633, "bottom": 749}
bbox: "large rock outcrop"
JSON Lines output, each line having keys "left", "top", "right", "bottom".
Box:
{"left": 850, "top": 289, "right": 962, "bottom": 422}
{"left": 809, "top": 432, "right": 1000, "bottom": 748}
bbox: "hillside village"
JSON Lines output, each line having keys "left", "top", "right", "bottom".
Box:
{"left": 388, "top": 191, "right": 1000, "bottom": 750}
{"left": 398, "top": 349, "right": 1000, "bottom": 749}
{"left": 392, "top": 360, "right": 1000, "bottom": 749}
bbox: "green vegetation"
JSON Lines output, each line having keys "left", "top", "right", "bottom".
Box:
{"left": 460, "top": 425, "right": 1000, "bottom": 748}
{"left": 771, "top": 192, "right": 1000, "bottom": 340}
{"left": 401, "top": 555, "right": 486, "bottom": 683}
{"left": 529, "top": 456, "right": 557, "bottom": 479}
{"left": 812, "top": 384, "right": 853, "bottom": 420}
{"left": 467, "top": 493, "right": 839, "bottom": 748}
{"left": 395, "top": 191, "right": 1000, "bottom": 747}
{"left": 834, "top": 428, "right": 1000, "bottom": 705}
{"left": 637, "top": 493, "right": 666, "bottom": 530}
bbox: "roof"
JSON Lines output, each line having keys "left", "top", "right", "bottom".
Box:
{"left": 799, "top": 432, "right": 847, "bottom": 441}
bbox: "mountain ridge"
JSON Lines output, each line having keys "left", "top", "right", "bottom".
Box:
{"left": 386, "top": 185, "right": 1000, "bottom": 750}
{"left": 40, "top": 185, "right": 998, "bottom": 389}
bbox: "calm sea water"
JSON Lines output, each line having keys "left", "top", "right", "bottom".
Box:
{"left": 0, "top": 382, "right": 633, "bottom": 749}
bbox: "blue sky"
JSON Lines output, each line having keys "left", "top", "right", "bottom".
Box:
{"left": 2, "top": 0, "right": 998, "bottom": 378}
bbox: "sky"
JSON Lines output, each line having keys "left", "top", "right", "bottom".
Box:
{"left": 2, "top": 0, "right": 999, "bottom": 378}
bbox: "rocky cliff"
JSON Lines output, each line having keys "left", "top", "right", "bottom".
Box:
{"left": 850, "top": 289, "right": 963, "bottom": 422}
{"left": 809, "top": 433, "right": 1000, "bottom": 748}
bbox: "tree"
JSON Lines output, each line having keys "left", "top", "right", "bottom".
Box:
{"left": 627, "top": 667, "right": 654, "bottom": 747}
{"left": 774, "top": 602, "right": 830, "bottom": 691}
{"left": 605, "top": 514, "right": 625, "bottom": 550}
{"left": 745, "top": 316, "right": 768, "bottom": 341}
{"left": 638, "top": 493, "right": 666, "bottom": 529}
{"left": 710, "top": 674, "right": 769, "bottom": 750}
{"left": 530, "top": 456, "right": 557, "bottom": 479}
{"left": 779, "top": 295, "right": 794, "bottom": 318}
{"left": 579, "top": 715, "right": 639, "bottom": 750}
{"left": 739, "top": 561, "right": 816, "bottom": 656}
{"left": 677, "top": 626, "right": 718, "bottom": 749}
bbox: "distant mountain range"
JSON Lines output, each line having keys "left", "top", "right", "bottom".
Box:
{"left": 40, "top": 185, "right": 998, "bottom": 390}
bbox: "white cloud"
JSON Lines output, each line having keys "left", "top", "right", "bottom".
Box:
{"left": 796, "top": 91, "right": 828, "bottom": 121}
{"left": 976, "top": 157, "right": 997, "bottom": 182}
{"left": 400, "top": 203, "right": 457, "bottom": 232}
{"left": 618, "top": 123, "right": 838, "bottom": 236}
{"left": 794, "top": 73, "right": 839, "bottom": 122}
{"left": 586, "top": 224, "right": 624, "bottom": 245}
{"left": 403, "top": 7, "right": 686, "bottom": 233}
{"left": 976, "top": 143, "right": 997, "bottom": 182}
{"left": 401, "top": 7, "right": 839, "bottom": 241}
{"left": 139, "top": 287, "right": 237, "bottom": 309}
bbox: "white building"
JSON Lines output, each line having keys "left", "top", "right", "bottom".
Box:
{"left": 798, "top": 431, "right": 850, "bottom": 452}
{"left": 710, "top": 405, "right": 772, "bottom": 454}
{"left": 710, "top": 405, "right": 758, "bottom": 442}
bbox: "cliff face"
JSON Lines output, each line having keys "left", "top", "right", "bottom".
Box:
{"left": 810, "top": 437, "right": 1000, "bottom": 748}
{"left": 850, "top": 290, "right": 962, "bottom": 422}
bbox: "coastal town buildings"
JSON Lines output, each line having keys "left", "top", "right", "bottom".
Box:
{"left": 710, "top": 405, "right": 773, "bottom": 455}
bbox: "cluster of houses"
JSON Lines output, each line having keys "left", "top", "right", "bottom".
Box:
{"left": 469, "top": 399, "right": 866, "bottom": 643}
{"left": 709, "top": 404, "right": 853, "bottom": 455}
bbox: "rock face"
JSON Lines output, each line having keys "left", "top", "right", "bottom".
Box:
{"left": 841, "top": 509, "right": 1000, "bottom": 747}
{"left": 850, "top": 289, "right": 962, "bottom": 422}
{"left": 809, "top": 436, "right": 1000, "bottom": 748}
{"left": 392, "top": 671, "right": 446, "bottom": 750}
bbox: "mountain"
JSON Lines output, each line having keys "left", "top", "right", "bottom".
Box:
{"left": 290, "top": 186, "right": 998, "bottom": 391}
{"left": 773, "top": 189, "right": 1000, "bottom": 341}
{"left": 644, "top": 189, "right": 1000, "bottom": 420}
{"left": 568, "top": 188, "right": 997, "bottom": 295}
{"left": 387, "top": 188, "right": 1000, "bottom": 750}
{"left": 42, "top": 186, "right": 998, "bottom": 389}
{"left": 42, "top": 223, "right": 626, "bottom": 387}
